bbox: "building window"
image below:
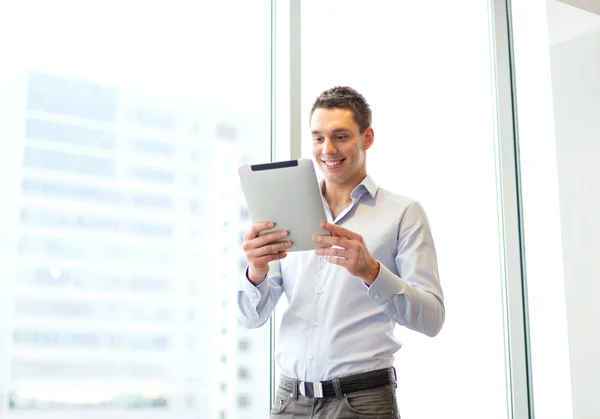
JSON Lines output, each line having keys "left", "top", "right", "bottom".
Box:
{"left": 238, "top": 339, "right": 250, "bottom": 352}
{"left": 216, "top": 123, "right": 237, "bottom": 141}
{"left": 26, "top": 118, "right": 116, "bottom": 149}
{"left": 238, "top": 395, "right": 250, "bottom": 408}
{"left": 24, "top": 147, "right": 115, "bottom": 177}
{"left": 238, "top": 368, "right": 250, "bottom": 379}
{"left": 132, "top": 108, "right": 175, "bottom": 130}
{"left": 133, "top": 138, "right": 175, "bottom": 156}
{"left": 27, "top": 72, "right": 117, "bottom": 122}
{"left": 132, "top": 194, "right": 173, "bottom": 210}
{"left": 22, "top": 179, "right": 121, "bottom": 204}
{"left": 132, "top": 167, "right": 174, "bottom": 183}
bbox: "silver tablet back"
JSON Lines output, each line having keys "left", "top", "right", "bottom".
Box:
{"left": 238, "top": 159, "right": 328, "bottom": 251}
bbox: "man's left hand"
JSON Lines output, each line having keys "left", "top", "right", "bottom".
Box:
{"left": 313, "top": 221, "right": 380, "bottom": 285}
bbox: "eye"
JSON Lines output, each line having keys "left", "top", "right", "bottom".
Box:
{"left": 313, "top": 137, "right": 324, "bottom": 143}
{"left": 336, "top": 135, "right": 348, "bottom": 141}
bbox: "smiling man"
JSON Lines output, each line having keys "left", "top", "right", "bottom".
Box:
{"left": 237, "top": 86, "right": 445, "bottom": 418}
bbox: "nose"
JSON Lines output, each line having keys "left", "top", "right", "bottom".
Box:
{"left": 323, "top": 137, "right": 337, "bottom": 154}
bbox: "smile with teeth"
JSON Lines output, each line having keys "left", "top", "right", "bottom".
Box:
{"left": 323, "top": 158, "right": 345, "bottom": 168}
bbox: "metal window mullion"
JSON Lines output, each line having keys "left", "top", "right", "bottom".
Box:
{"left": 270, "top": 0, "right": 302, "bottom": 406}
{"left": 289, "top": 0, "right": 302, "bottom": 160}
{"left": 489, "top": 0, "right": 534, "bottom": 418}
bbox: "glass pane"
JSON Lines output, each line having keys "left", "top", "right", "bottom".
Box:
{"left": 295, "top": 1, "right": 509, "bottom": 418}
{"left": 511, "top": 1, "right": 600, "bottom": 418}
{"left": 0, "top": 1, "right": 271, "bottom": 418}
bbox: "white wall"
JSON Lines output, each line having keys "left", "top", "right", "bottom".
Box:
{"left": 550, "top": 26, "right": 600, "bottom": 419}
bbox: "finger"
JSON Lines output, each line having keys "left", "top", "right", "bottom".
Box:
{"left": 320, "top": 221, "right": 361, "bottom": 240}
{"left": 324, "top": 255, "right": 350, "bottom": 268}
{"left": 252, "top": 230, "right": 289, "bottom": 249}
{"left": 243, "top": 230, "right": 287, "bottom": 252}
{"left": 312, "top": 235, "right": 350, "bottom": 248}
{"left": 315, "top": 247, "right": 348, "bottom": 258}
{"left": 253, "top": 252, "right": 288, "bottom": 264}
{"left": 250, "top": 241, "right": 293, "bottom": 258}
{"left": 244, "top": 221, "right": 276, "bottom": 240}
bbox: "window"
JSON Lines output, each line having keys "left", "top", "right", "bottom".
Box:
{"left": 18, "top": 235, "right": 173, "bottom": 266}
{"left": 0, "top": 1, "right": 271, "bottom": 418}
{"left": 20, "top": 208, "right": 173, "bottom": 238}
{"left": 23, "top": 147, "right": 115, "bottom": 177}
{"left": 132, "top": 107, "right": 175, "bottom": 131}
{"left": 237, "top": 395, "right": 250, "bottom": 408}
{"left": 8, "top": 391, "right": 167, "bottom": 410}
{"left": 132, "top": 166, "right": 174, "bottom": 183}
{"left": 20, "top": 207, "right": 120, "bottom": 231}
{"left": 132, "top": 193, "right": 173, "bottom": 210}
{"left": 510, "top": 1, "right": 600, "bottom": 416}
{"left": 130, "top": 221, "right": 173, "bottom": 238}
{"left": 15, "top": 298, "right": 170, "bottom": 322}
{"left": 133, "top": 138, "right": 175, "bottom": 156}
{"left": 238, "top": 339, "right": 250, "bottom": 352}
{"left": 22, "top": 179, "right": 121, "bottom": 204}
{"left": 11, "top": 359, "right": 167, "bottom": 379}
{"left": 17, "top": 266, "right": 171, "bottom": 293}
{"left": 215, "top": 123, "right": 237, "bottom": 141}
{"left": 27, "top": 72, "right": 118, "bottom": 122}
{"left": 26, "top": 118, "right": 116, "bottom": 149}
{"left": 298, "top": 2, "right": 510, "bottom": 419}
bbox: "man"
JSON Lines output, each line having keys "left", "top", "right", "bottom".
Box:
{"left": 237, "top": 86, "right": 444, "bottom": 418}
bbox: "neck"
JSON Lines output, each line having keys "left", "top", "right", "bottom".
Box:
{"left": 322, "top": 173, "right": 367, "bottom": 211}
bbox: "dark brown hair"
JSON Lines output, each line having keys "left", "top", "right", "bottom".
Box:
{"left": 310, "top": 86, "right": 372, "bottom": 133}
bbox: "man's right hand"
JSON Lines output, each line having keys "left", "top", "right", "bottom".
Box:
{"left": 242, "top": 221, "right": 292, "bottom": 285}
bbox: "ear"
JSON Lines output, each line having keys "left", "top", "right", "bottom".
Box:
{"left": 363, "top": 127, "right": 374, "bottom": 150}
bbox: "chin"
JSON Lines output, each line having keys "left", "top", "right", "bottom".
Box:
{"left": 324, "top": 173, "right": 347, "bottom": 184}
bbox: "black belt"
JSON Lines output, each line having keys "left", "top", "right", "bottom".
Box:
{"left": 279, "top": 367, "right": 396, "bottom": 398}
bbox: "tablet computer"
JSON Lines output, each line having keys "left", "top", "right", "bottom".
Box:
{"left": 238, "top": 159, "right": 328, "bottom": 252}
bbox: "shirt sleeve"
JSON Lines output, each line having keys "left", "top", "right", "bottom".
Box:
{"left": 236, "top": 260, "right": 285, "bottom": 329}
{"left": 366, "top": 202, "right": 445, "bottom": 337}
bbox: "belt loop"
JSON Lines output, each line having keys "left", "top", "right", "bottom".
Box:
{"left": 390, "top": 367, "right": 398, "bottom": 389}
{"left": 332, "top": 378, "right": 343, "bottom": 398}
{"left": 292, "top": 378, "right": 299, "bottom": 400}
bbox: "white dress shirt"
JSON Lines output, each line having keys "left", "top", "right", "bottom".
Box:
{"left": 237, "top": 175, "right": 444, "bottom": 382}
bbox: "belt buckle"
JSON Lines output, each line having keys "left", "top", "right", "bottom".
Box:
{"left": 299, "top": 381, "right": 324, "bottom": 398}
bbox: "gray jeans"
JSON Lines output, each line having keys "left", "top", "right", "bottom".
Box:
{"left": 270, "top": 372, "right": 400, "bottom": 418}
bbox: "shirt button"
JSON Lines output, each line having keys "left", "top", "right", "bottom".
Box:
{"left": 320, "top": 257, "right": 327, "bottom": 264}
{"left": 318, "top": 289, "right": 323, "bottom": 295}
{"left": 313, "top": 321, "right": 319, "bottom": 327}
{"left": 374, "top": 294, "right": 380, "bottom": 299}
{"left": 309, "top": 355, "right": 314, "bottom": 360}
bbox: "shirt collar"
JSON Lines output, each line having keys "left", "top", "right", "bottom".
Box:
{"left": 319, "top": 175, "right": 379, "bottom": 200}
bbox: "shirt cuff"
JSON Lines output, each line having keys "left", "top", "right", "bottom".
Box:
{"left": 366, "top": 262, "right": 407, "bottom": 304}
{"left": 241, "top": 266, "right": 271, "bottom": 307}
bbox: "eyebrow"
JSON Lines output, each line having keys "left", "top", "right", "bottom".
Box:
{"left": 311, "top": 128, "right": 352, "bottom": 135}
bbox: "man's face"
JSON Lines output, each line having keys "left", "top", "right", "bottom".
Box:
{"left": 310, "top": 107, "right": 373, "bottom": 187}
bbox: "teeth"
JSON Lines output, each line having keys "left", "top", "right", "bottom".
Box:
{"left": 324, "top": 160, "right": 342, "bottom": 167}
